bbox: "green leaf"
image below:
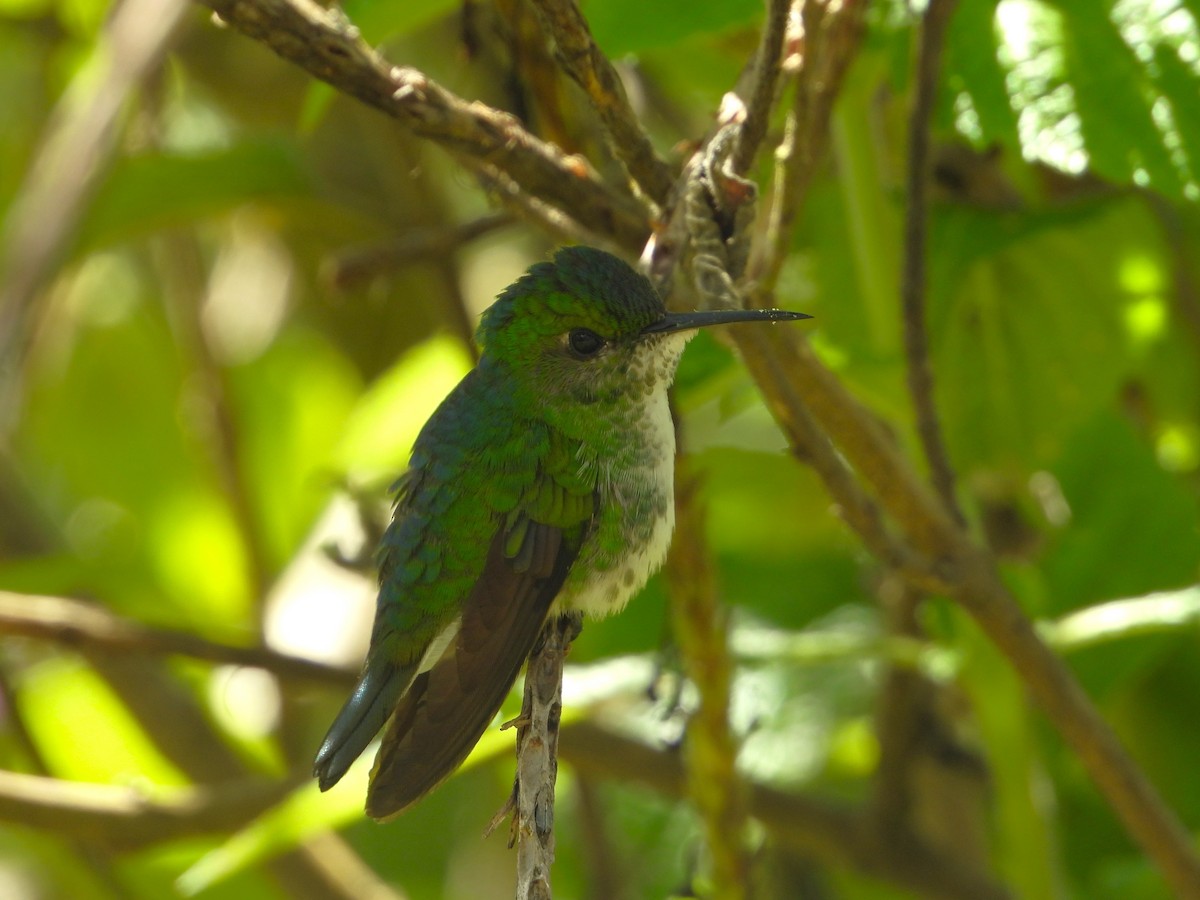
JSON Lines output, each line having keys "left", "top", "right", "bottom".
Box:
{"left": 932, "top": 198, "right": 1155, "bottom": 468}
{"left": 77, "top": 141, "right": 312, "bottom": 253}
{"left": 1044, "top": 411, "right": 1200, "bottom": 613}
{"left": 1151, "top": 43, "right": 1200, "bottom": 187}
{"left": 944, "top": 0, "right": 1022, "bottom": 151}
{"left": 342, "top": 0, "right": 460, "bottom": 44}
{"left": 584, "top": 0, "right": 763, "bottom": 55}
{"left": 19, "top": 657, "right": 187, "bottom": 785}
{"left": 333, "top": 334, "right": 471, "bottom": 483}
{"left": 226, "top": 328, "right": 362, "bottom": 570}
{"left": 1058, "top": 0, "right": 1186, "bottom": 196}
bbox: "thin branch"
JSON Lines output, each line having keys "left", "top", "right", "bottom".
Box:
{"left": 0, "top": 770, "right": 293, "bottom": 852}
{"left": 648, "top": 0, "right": 1200, "bottom": 879}
{"left": 476, "top": 166, "right": 626, "bottom": 256}
{"left": 155, "top": 231, "right": 275, "bottom": 605}
{"left": 665, "top": 460, "right": 751, "bottom": 899}
{"left": 528, "top": 0, "right": 674, "bottom": 206}
{"left": 737, "top": 327, "right": 948, "bottom": 593}
{"left": 0, "top": 591, "right": 355, "bottom": 688}
{"left": 509, "top": 614, "right": 581, "bottom": 900}
{"left": 195, "top": 0, "right": 650, "bottom": 252}
{"left": 326, "top": 214, "right": 514, "bottom": 292}
{"left": 748, "top": 0, "right": 866, "bottom": 296}
{"left": 731, "top": 0, "right": 793, "bottom": 175}
{"left": 728, "top": 319, "right": 1200, "bottom": 896}
{"left": 558, "top": 721, "right": 1010, "bottom": 900}
{"left": 900, "top": 0, "right": 964, "bottom": 525}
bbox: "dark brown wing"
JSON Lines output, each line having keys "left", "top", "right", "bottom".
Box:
{"left": 364, "top": 517, "right": 574, "bottom": 820}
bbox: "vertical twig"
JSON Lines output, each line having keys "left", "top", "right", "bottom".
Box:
{"left": 512, "top": 614, "right": 582, "bottom": 900}
{"left": 900, "top": 0, "right": 964, "bottom": 525}
{"left": 749, "top": 0, "right": 868, "bottom": 296}
{"left": 666, "top": 461, "right": 751, "bottom": 900}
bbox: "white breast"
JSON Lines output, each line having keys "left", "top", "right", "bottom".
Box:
{"left": 559, "top": 385, "right": 678, "bottom": 619}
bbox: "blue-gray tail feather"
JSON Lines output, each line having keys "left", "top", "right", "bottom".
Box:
{"left": 313, "top": 660, "right": 412, "bottom": 791}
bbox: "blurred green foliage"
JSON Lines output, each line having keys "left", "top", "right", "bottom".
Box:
{"left": 1, "top": 0, "right": 1199, "bottom": 898}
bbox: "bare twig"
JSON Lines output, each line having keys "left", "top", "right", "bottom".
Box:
{"left": 901, "top": 0, "right": 964, "bottom": 525}
{"left": 511, "top": 614, "right": 581, "bottom": 900}
{"left": 558, "top": 721, "right": 1011, "bottom": 900}
{"left": 665, "top": 461, "right": 751, "bottom": 899}
{"left": 731, "top": 0, "right": 793, "bottom": 175}
{"left": 748, "top": 0, "right": 867, "bottom": 296}
{"left": 155, "top": 232, "right": 275, "bottom": 604}
{"left": 326, "top": 214, "right": 514, "bottom": 291}
{"left": 0, "top": 591, "right": 355, "bottom": 688}
{"left": 195, "top": 0, "right": 650, "bottom": 252}
{"left": 477, "top": 167, "right": 625, "bottom": 256}
{"left": 528, "top": 0, "right": 674, "bottom": 206}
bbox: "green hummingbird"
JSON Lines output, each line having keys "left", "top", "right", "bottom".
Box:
{"left": 313, "top": 245, "right": 809, "bottom": 819}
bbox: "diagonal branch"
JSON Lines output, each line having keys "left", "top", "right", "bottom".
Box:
{"left": 0, "top": 591, "right": 355, "bottom": 688}
{"left": 196, "top": 0, "right": 650, "bottom": 251}
{"left": 0, "top": 770, "right": 293, "bottom": 852}
{"left": 528, "top": 0, "right": 674, "bottom": 206}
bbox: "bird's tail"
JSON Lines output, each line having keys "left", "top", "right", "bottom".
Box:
{"left": 313, "top": 658, "right": 414, "bottom": 791}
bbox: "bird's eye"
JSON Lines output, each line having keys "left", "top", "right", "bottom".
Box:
{"left": 567, "top": 328, "right": 605, "bottom": 358}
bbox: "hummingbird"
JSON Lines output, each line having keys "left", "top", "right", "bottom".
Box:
{"left": 313, "top": 245, "right": 809, "bottom": 819}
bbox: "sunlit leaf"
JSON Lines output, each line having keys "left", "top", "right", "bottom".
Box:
{"left": 585, "top": 0, "right": 762, "bottom": 54}
{"left": 19, "top": 658, "right": 187, "bottom": 786}
{"left": 333, "top": 334, "right": 471, "bottom": 482}
{"left": 76, "top": 141, "right": 312, "bottom": 254}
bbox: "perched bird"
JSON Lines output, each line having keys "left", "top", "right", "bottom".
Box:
{"left": 313, "top": 245, "right": 809, "bottom": 819}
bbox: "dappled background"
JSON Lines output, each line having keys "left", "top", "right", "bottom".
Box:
{"left": 1, "top": 0, "right": 1200, "bottom": 898}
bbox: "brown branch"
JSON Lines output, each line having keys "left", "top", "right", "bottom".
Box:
{"left": 507, "top": 614, "right": 581, "bottom": 899}
{"left": 665, "top": 460, "right": 751, "bottom": 898}
{"left": 0, "top": 770, "right": 292, "bottom": 852}
{"left": 653, "top": 0, "right": 1200, "bottom": 882}
{"left": 558, "top": 720, "right": 1010, "bottom": 900}
{"left": 731, "top": 323, "right": 1200, "bottom": 897}
{"left": 477, "top": 166, "right": 627, "bottom": 256}
{"left": 748, "top": 0, "right": 866, "bottom": 296}
{"left": 528, "top": 0, "right": 674, "bottom": 206}
{"left": 195, "top": 0, "right": 650, "bottom": 252}
{"left": 731, "top": 0, "right": 793, "bottom": 175}
{"left": 0, "top": 591, "right": 356, "bottom": 688}
{"left": 900, "top": 0, "right": 964, "bottom": 525}
{"left": 326, "top": 214, "right": 514, "bottom": 292}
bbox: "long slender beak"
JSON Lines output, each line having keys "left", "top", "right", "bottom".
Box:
{"left": 639, "top": 308, "right": 812, "bottom": 337}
